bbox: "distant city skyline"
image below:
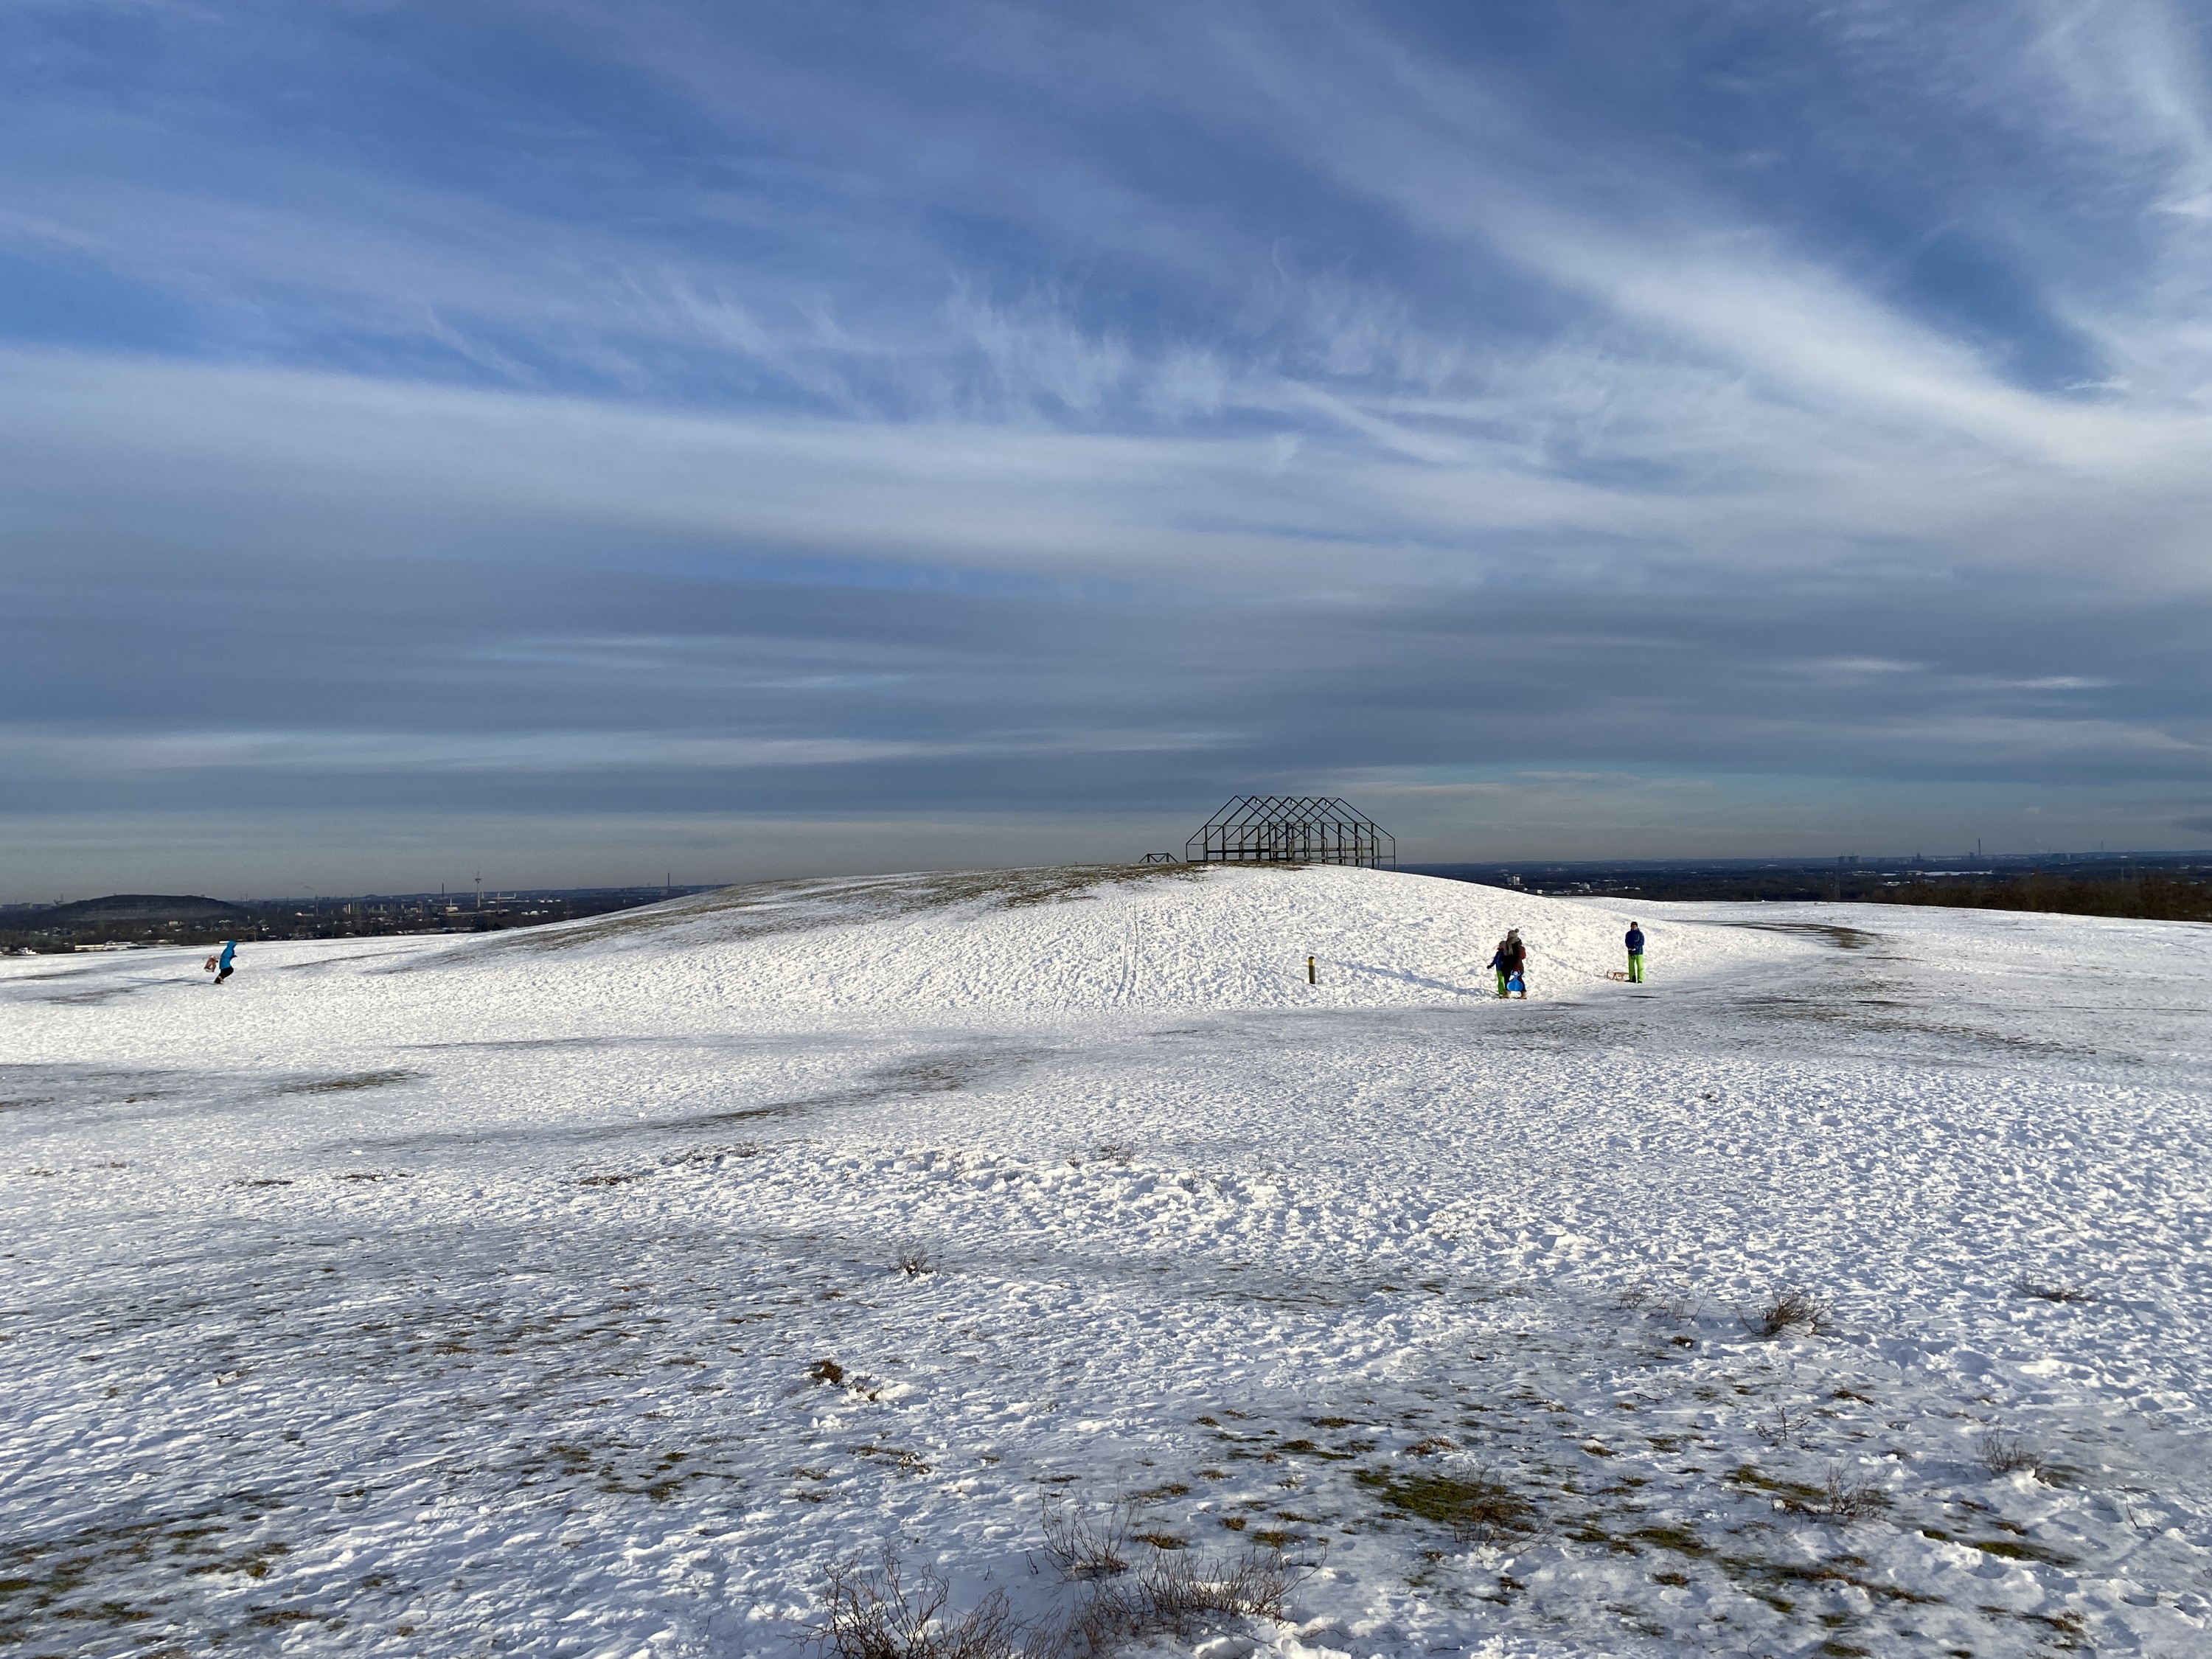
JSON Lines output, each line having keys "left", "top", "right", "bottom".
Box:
{"left": 9, "top": 835, "right": 2205, "bottom": 912}
{"left": 5, "top": 2, "right": 2209, "bottom": 897}
{"left": 11, "top": 841, "right": 2208, "bottom": 921}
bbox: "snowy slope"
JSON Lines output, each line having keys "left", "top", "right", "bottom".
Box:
{"left": 2, "top": 869, "right": 2208, "bottom": 1659}
{"left": 425, "top": 861, "right": 1736, "bottom": 1018}
{"left": 10, "top": 863, "right": 1767, "bottom": 1065}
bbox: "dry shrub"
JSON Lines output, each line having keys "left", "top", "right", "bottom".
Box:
{"left": 1753, "top": 1405, "right": 1810, "bottom": 1450}
{"left": 1037, "top": 1500, "right": 1311, "bottom": 1657}
{"left": 1041, "top": 1500, "right": 1133, "bottom": 1581}
{"left": 813, "top": 1548, "right": 1024, "bottom": 1659}
{"left": 821, "top": 1500, "right": 1310, "bottom": 1659}
{"left": 1813, "top": 1466, "right": 1890, "bottom": 1522}
{"left": 2012, "top": 1273, "right": 2089, "bottom": 1304}
{"left": 1615, "top": 1284, "right": 1693, "bottom": 1322}
{"left": 1739, "top": 1289, "right": 1831, "bottom": 1340}
{"left": 1132, "top": 1545, "right": 1299, "bottom": 1634}
{"left": 1978, "top": 1432, "right": 2050, "bottom": 1481}
{"left": 1051, "top": 1543, "right": 1304, "bottom": 1655}
{"left": 897, "top": 1244, "right": 935, "bottom": 1279}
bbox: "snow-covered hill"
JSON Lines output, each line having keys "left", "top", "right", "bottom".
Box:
{"left": 403, "top": 861, "right": 1793, "bottom": 1027}
{"left": 3, "top": 869, "right": 2208, "bottom": 1658}
{"left": 445, "top": 860, "right": 1679, "bottom": 1015}
{"left": 2, "top": 864, "right": 1781, "bottom": 1085}
{"left": 13, "top": 864, "right": 1773, "bottom": 1060}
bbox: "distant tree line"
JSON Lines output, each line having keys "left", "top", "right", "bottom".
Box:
{"left": 1862, "top": 872, "right": 2212, "bottom": 923}
{"left": 1426, "top": 858, "right": 2212, "bottom": 922}
{"left": 0, "top": 887, "right": 697, "bottom": 954}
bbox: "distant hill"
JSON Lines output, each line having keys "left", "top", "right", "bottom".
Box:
{"left": 11, "top": 894, "right": 251, "bottom": 928}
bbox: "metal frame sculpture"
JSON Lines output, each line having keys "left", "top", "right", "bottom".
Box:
{"left": 1185, "top": 796, "right": 1396, "bottom": 869}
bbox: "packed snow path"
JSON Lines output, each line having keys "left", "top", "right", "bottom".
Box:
{"left": 2, "top": 863, "right": 2208, "bottom": 1658}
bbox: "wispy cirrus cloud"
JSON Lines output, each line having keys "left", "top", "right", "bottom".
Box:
{"left": 1, "top": 0, "right": 2208, "bottom": 893}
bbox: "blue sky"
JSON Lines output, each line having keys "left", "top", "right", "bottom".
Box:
{"left": 4, "top": 0, "right": 2210, "bottom": 896}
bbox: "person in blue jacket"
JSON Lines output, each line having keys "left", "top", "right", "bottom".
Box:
{"left": 215, "top": 939, "right": 238, "bottom": 986}
{"left": 1624, "top": 922, "right": 1645, "bottom": 984}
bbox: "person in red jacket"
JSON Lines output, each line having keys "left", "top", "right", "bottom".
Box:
{"left": 1488, "top": 930, "right": 1527, "bottom": 998}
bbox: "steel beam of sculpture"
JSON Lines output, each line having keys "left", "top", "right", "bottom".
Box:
{"left": 1185, "top": 796, "right": 1396, "bottom": 869}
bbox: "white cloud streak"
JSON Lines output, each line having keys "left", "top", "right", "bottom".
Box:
{"left": 0, "top": 723, "right": 1237, "bottom": 778}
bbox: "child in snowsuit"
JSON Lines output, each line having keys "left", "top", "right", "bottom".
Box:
{"left": 1489, "top": 930, "right": 1527, "bottom": 998}
{"left": 1625, "top": 922, "right": 1645, "bottom": 984}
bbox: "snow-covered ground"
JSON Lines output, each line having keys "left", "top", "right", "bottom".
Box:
{"left": 3, "top": 863, "right": 2208, "bottom": 1658}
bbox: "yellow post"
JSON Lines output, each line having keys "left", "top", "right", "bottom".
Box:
{"left": 1307, "top": 955, "right": 1316, "bottom": 984}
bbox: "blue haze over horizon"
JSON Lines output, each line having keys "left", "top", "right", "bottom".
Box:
{"left": 4, "top": 1, "right": 2211, "bottom": 899}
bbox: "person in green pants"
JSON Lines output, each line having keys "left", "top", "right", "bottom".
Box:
{"left": 1487, "top": 930, "right": 1526, "bottom": 998}
{"left": 1624, "top": 922, "right": 1645, "bottom": 983}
